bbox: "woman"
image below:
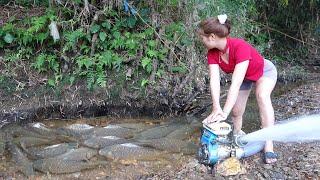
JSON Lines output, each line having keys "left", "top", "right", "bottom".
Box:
{"left": 198, "top": 14, "right": 278, "bottom": 164}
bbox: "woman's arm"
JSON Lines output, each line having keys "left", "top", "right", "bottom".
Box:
{"left": 208, "top": 64, "right": 221, "bottom": 110}
{"left": 222, "top": 60, "right": 249, "bottom": 115}
{"left": 203, "top": 64, "right": 222, "bottom": 124}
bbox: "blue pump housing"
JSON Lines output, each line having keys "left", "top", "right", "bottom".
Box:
{"left": 198, "top": 125, "right": 265, "bottom": 166}
{"left": 198, "top": 127, "right": 220, "bottom": 165}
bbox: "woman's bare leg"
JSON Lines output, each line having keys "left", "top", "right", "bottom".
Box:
{"left": 231, "top": 89, "right": 251, "bottom": 134}
{"left": 255, "top": 76, "right": 277, "bottom": 163}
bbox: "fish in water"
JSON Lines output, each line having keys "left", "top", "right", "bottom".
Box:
{"left": 7, "top": 141, "right": 34, "bottom": 177}
{"left": 99, "top": 143, "right": 162, "bottom": 161}
{"left": 19, "top": 137, "right": 53, "bottom": 150}
{"left": 0, "top": 132, "right": 5, "bottom": 156}
{"left": 55, "top": 147, "right": 97, "bottom": 161}
{"left": 93, "top": 125, "right": 134, "bottom": 139}
{"left": 0, "top": 141, "right": 5, "bottom": 156}
{"left": 33, "top": 158, "right": 108, "bottom": 174}
{"left": 136, "top": 138, "right": 198, "bottom": 155}
{"left": 56, "top": 123, "right": 94, "bottom": 140}
{"left": 115, "top": 123, "right": 154, "bottom": 132}
{"left": 3, "top": 124, "right": 44, "bottom": 139}
{"left": 83, "top": 136, "right": 130, "bottom": 149}
{"left": 134, "top": 123, "right": 183, "bottom": 140}
{"left": 27, "top": 122, "right": 57, "bottom": 137}
{"left": 26, "top": 143, "right": 78, "bottom": 159}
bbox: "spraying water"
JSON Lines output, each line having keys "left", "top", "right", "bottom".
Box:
{"left": 240, "top": 114, "right": 320, "bottom": 143}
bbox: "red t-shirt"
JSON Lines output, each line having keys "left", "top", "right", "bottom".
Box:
{"left": 207, "top": 38, "right": 264, "bottom": 81}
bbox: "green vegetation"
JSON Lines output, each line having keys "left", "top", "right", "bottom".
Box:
{"left": 0, "top": 0, "right": 318, "bottom": 107}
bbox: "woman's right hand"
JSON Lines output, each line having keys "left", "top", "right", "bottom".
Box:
{"left": 202, "top": 108, "right": 225, "bottom": 124}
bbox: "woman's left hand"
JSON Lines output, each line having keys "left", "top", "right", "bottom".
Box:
{"left": 212, "top": 111, "right": 228, "bottom": 123}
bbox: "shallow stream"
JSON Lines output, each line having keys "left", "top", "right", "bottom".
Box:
{"left": 0, "top": 81, "right": 305, "bottom": 179}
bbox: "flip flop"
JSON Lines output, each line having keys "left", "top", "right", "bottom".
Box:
{"left": 264, "top": 152, "right": 278, "bottom": 164}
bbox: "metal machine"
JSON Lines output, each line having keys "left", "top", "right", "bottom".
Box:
{"left": 198, "top": 122, "right": 264, "bottom": 166}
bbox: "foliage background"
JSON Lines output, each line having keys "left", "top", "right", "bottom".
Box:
{"left": 0, "top": 0, "right": 319, "bottom": 114}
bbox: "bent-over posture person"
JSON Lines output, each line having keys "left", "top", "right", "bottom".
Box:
{"left": 198, "top": 14, "right": 278, "bottom": 164}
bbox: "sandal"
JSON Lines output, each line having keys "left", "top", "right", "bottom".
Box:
{"left": 264, "top": 152, "right": 278, "bottom": 164}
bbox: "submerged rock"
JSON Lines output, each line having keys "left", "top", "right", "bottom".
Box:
{"left": 99, "top": 143, "right": 162, "bottom": 161}
{"left": 134, "top": 123, "right": 183, "bottom": 140}
{"left": 33, "top": 158, "right": 108, "bottom": 174}
{"left": 93, "top": 125, "right": 134, "bottom": 138}
{"left": 83, "top": 136, "right": 130, "bottom": 149}
{"left": 7, "top": 142, "right": 34, "bottom": 177}
{"left": 136, "top": 138, "right": 198, "bottom": 155}
{"left": 26, "top": 143, "right": 78, "bottom": 159}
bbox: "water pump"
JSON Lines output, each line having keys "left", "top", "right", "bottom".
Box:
{"left": 198, "top": 122, "right": 264, "bottom": 166}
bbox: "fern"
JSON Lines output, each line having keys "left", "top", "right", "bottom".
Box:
{"left": 27, "top": 15, "right": 48, "bottom": 33}
{"left": 98, "top": 51, "right": 113, "bottom": 68}
{"left": 86, "top": 69, "right": 96, "bottom": 90}
{"left": 96, "top": 71, "right": 107, "bottom": 87}
{"left": 63, "top": 29, "right": 86, "bottom": 53}
{"left": 33, "top": 54, "right": 47, "bottom": 72}
{"left": 112, "top": 53, "right": 123, "bottom": 71}
{"left": 33, "top": 54, "right": 59, "bottom": 73}
{"left": 76, "top": 55, "right": 93, "bottom": 70}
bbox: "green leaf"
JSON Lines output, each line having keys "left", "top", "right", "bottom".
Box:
{"left": 90, "top": 24, "right": 100, "bottom": 33}
{"left": 101, "top": 21, "right": 111, "bottom": 29}
{"left": 99, "top": 51, "right": 113, "bottom": 67}
{"left": 147, "top": 40, "right": 157, "bottom": 48}
{"left": 156, "top": 69, "right": 164, "bottom": 78}
{"left": 47, "top": 79, "right": 55, "bottom": 87}
{"left": 69, "top": 76, "right": 75, "bottom": 84}
{"left": 126, "top": 17, "right": 137, "bottom": 28}
{"left": 141, "top": 57, "right": 151, "bottom": 69}
{"left": 97, "top": 72, "right": 107, "bottom": 87}
{"left": 99, "top": 32, "right": 107, "bottom": 42}
{"left": 147, "top": 49, "right": 158, "bottom": 58}
{"left": 4, "top": 33, "right": 14, "bottom": 43}
{"left": 172, "top": 66, "right": 187, "bottom": 73}
{"left": 77, "top": 56, "right": 93, "bottom": 69}
{"left": 141, "top": 79, "right": 149, "bottom": 87}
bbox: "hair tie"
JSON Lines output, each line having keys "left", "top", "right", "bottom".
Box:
{"left": 218, "top": 14, "right": 227, "bottom": 25}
